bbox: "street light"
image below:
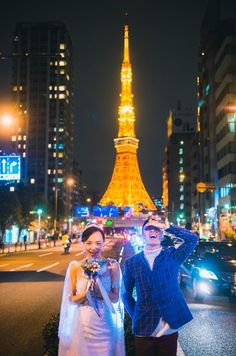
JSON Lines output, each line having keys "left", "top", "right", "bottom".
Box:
{"left": 68, "top": 217, "right": 73, "bottom": 235}
{"left": 67, "top": 177, "right": 74, "bottom": 218}
{"left": 37, "top": 208, "right": 43, "bottom": 249}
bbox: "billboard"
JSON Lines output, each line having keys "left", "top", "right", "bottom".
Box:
{"left": 93, "top": 206, "right": 119, "bottom": 217}
{"left": 0, "top": 156, "right": 21, "bottom": 181}
{"left": 75, "top": 206, "right": 90, "bottom": 218}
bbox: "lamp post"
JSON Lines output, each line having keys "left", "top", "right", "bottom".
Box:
{"left": 68, "top": 217, "right": 73, "bottom": 236}
{"left": 67, "top": 177, "right": 74, "bottom": 219}
{"left": 66, "top": 178, "right": 75, "bottom": 234}
{"left": 196, "top": 182, "right": 216, "bottom": 239}
{"left": 54, "top": 183, "right": 58, "bottom": 231}
{"left": 37, "top": 208, "right": 43, "bottom": 249}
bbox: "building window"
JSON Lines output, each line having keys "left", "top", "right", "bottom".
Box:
{"left": 59, "top": 61, "right": 66, "bottom": 66}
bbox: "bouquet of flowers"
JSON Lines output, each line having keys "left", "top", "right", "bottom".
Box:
{"left": 81, "top": 258, "right": 107, "bottom": 317}
{"left": 81, "top": 258, "right": 106, "bottom": 278}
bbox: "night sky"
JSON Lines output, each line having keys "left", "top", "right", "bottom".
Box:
{"left": 0, "top": 0, "right": 208, "bottom": 198}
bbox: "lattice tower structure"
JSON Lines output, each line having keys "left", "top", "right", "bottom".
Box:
{"left": 100, "top": 25, "right": 156, "bottom": 212}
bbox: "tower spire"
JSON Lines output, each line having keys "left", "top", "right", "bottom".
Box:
{"left": 124, "top": 24, "right": 129, "bottom": 62}
{"left": 118, "top": 24, "right": 135, "bottom": 138}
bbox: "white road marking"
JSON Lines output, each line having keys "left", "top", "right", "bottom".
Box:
{"left": 177, "top": 342, "right": 185, "bottom": 355}
{"left": 120, "top": 247, "right": 124, "bottom": 256}
{"left": 10, "top": 263, "right": 33, "bottom": 271}
{"left": 75, "top": 252, "right": 84, "bottom": 257}
{"left": 0, "top": 264, "right": 9, "bottom": 267}
{"left": 37, "top": 262, "right": 59, "bottom": 272}
{"left": 118, "top": 257, "right": 122, "bottom": 263}
{"left": 38, "top": 252, "right": 53, "bottom": 257}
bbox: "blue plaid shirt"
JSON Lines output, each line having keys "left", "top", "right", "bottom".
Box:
{"left": 122, "top": 227, "right": 198, "bottom": 336}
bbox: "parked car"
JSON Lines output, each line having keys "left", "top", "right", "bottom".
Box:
{"left": 180, "top": 241, "right": 236, "bottom": 300}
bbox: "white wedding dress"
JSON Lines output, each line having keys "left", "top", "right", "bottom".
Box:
{"left": 58, "top": 261, "right": 125, "bottom": 356}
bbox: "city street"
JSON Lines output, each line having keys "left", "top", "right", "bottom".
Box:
{"left": 0, "top": 239, "right": 236, "bottom": 356}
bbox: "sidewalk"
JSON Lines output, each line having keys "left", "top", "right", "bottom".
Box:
{"left": 0, "top": 240, "right": 64, "bottom": 255}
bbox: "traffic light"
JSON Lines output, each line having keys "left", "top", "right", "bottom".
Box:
{"left": 105, "top": 219, "right": 113, "bottom": 227}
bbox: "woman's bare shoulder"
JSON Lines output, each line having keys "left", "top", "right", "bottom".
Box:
{"left": 68, "top": 260, "right": 81, "bottom": 272}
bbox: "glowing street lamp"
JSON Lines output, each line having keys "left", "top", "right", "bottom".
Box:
{"left": 1, "top": 114, "right": 13, "bottom": 126}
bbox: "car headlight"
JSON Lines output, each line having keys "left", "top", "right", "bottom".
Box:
{"left": 199, "top": 268, "right": 218, "bottom": 280}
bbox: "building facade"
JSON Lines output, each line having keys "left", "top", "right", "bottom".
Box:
{"left": 163, "top": 103, "right": 195, "bottom": 226}
{"left": 11, "top": 22, "right": 74, "bottom": 224}
{"left": 197, "top": 0, "right": 236, "bottom": 239}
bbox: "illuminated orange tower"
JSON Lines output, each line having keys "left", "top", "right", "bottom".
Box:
{"left": 100, "top": 25, "right": 155, "bottom": 212}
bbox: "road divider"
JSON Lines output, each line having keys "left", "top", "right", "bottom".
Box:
{"left": 37, "top": 262, "right": 59, "bottom": 272}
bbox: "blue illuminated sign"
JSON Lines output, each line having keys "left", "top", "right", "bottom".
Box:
{"left": 0, "top": 156, "right": 21, "bottom": 181}
{"left": 75, "top": 206, "right": 90, "bottom": 218}
{"left": 93, "top": 206, "right": 103, "bottom": 217}
{"left": 93, "top": 206, "right": 118, "bottom": 217}
{"left": 124, "top": 206, "right": 132, "bottom": 217}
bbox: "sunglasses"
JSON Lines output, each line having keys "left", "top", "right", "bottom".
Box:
{"left": 144, "top": 225, "right": 162, "bottom": 232}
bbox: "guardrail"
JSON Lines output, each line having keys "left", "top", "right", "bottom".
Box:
{"left": 0, "top": 239, "right": 61, "bottom": 254}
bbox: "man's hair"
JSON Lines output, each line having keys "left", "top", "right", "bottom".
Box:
{"left": 142, "top": 218, "right": 150, "bottom": 232}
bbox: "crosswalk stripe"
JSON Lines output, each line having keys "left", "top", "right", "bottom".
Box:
{"left": 37, "top": 262, "right": 59, "bottom": 272}
{"left": 0, "top": 264, "right": 9, "bottom": 267}
{"left": 38, "top": 253, "right": 53, "bottom": 257}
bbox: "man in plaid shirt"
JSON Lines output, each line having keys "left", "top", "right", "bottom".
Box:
{"left": 122, "top": 216, "right": 198, "bottom": 356}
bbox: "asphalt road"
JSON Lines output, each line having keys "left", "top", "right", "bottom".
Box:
{"left": 0, "top": 239, "right": 236, "bottom": 356}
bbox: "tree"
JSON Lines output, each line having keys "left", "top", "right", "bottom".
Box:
{"left": 15, "top": 184, "right": 48, "bottom": 241}
{"left": 0, "top": 187, "right": 21, "bottom": 239}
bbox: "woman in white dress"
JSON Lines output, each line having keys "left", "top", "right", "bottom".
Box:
{"left": 58, "top": 224, "right": 125, "bottom": 356}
